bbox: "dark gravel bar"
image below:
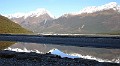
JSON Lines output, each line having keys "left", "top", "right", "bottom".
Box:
{"left": 0, "top": 50, "right": 119, "bottom": 66}
{"left": 0, "top": 34, "right": 120, "bottom": 49}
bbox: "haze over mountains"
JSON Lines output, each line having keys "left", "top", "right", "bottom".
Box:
{"left": 4, "top": 2, "right": 120, "bottom": 34}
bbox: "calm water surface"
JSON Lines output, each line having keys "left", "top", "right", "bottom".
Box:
{"left": 4, "top": 42, "right": 120, "bottom": 63}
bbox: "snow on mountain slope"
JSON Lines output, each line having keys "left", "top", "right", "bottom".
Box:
{"left": 5, "top": 8, "right": 54, "bottom": 19}
{"left": 79, "top": 2, "right": 120, "bottom": 14}
{"left": 4, "top": 2, "right": 120, "bottom": 19}
{"left": 62, "top": 2, "right": 120, "bottom": 17}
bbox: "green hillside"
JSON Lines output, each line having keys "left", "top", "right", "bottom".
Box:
{"left": 0, "top": 15, "right": 31, "bottom": 34}
{"left": 0, "top": 15, "right": 32, "bottom": 50}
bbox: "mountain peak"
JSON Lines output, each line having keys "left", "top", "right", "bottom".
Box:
{"left": 61, "top": 2, "right": 120, "bottom": 17}
{"left": 26, "top": 8, "right": 48, "bottom": 17}
{"left": 5, "top": 8, "right": 54, "bottom": 19}
{"left": 100, "top": 2, "right": 119, "bottom": 10}
{"left": 27, "top": 8, "right": 54, "bottom": 18}
{"left": 105, "top": 2, "right": 118, "bottom": 7}
{"left": 79, "top": 2, "right": 120, "bottom": 14}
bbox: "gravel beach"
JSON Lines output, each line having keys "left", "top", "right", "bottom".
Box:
{"left": 0, "top": 50, "right": 119, "bottom": 66}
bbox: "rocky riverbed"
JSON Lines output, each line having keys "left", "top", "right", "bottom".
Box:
{"left": 0, "top": 50, "right": 119, "bottom": 66}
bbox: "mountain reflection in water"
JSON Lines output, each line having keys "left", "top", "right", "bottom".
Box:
{"left": 4, "top": 42, "right": 120, "bottom": 63}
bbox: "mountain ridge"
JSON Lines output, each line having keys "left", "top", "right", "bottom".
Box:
{"left": 4, "top": 8, "right": 54, "bottom": 19}
{"left": 4, "top": 2, "right": 120, "bottom": 19}
{"left": 3, "top": 2, "right": 120, "bottom": 34}
{"left": 0, "top": 15, "right": 31, "bottom": 33}
{"left": 61, "top": 2, "right": 120, "bottom": 18}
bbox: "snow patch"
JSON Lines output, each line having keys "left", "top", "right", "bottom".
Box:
{"left": 44, "top": 19, "right": 47, "bottom": 24}
{"left": 81, "top": 25, "right": 84, "bottom": 29}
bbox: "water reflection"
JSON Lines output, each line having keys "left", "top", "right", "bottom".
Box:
{"left": 5, "top": 42, "right": 120, "bottom": 63}
{"left": 0, "top": 41, "right": 15, "bottom": 50}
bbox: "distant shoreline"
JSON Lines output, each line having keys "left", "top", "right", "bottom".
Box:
{"left": 0, "top": 34, "right": 120, "bottom": 49}
{"left": 0, "top": 33, "right": 120, "bottom": 37}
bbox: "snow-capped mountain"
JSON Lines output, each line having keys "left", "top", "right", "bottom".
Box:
{"left": 4, "top": 8, "right": 54, "bottom": 32}
{"left": 62, "top": 2, "right": 120, "bottom": 16}
{"left": 5, "top": 8, "right": 54, "bottom": 19}
{"left": 79, "top": 2, "right": 120, "bottom": 13}
{"left": 4, "top": 2, "right": 120, "bottom": 34}
{"left": 5, "top": 2, "right": 120, "bottom": 19}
